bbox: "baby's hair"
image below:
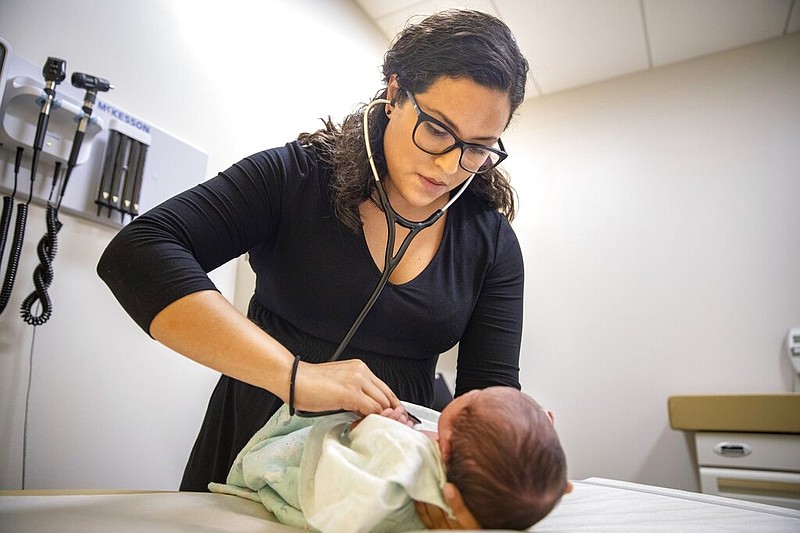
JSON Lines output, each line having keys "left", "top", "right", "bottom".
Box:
{"left": 447, "top": 387, "right": 568, "bottom": 529}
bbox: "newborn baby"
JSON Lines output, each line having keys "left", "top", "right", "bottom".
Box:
{"left": 210, "top": 386, "right": 570, "bottom": 531}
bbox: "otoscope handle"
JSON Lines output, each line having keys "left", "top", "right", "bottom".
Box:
{"left": 66, "top": 129, "right": 85, "bottom": 169}
{"left": 81, "top": 91, "right": 97, "bottom": 115}
{"left": 56, "top": 127, "right": 85, "bottom": 209}
{"left": 32, "top": 107, "right": 52, "bottom": 152}
{"left": 57, "top": 72, "right": 113, "bottom": 210}
{"left": 15, "top": 146, "right": 24, "bottom": 170}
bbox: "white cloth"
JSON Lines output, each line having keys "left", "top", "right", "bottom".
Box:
{"left": 210, "top": 405, "right": 451, "bottom": 533}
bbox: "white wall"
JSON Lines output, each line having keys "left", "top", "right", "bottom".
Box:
{"left": 2, "top": 0, "right": 798, "bottom": 495}
{"left": 0, "top": 0, "right": 386, "bottom": 490}
{"left": 506, "top": 33, "right": 800, "bottom": 491}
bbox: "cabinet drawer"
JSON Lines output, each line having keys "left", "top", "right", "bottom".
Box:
{"left": 695, "top": 432, "right": 800, "bottom": 471}
{"left": 699, "top": 467, "right": 800, "bottom": 509}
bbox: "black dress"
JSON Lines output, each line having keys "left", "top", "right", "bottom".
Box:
{"left": 97, "top": 141, "right": 524, "bottom": 491}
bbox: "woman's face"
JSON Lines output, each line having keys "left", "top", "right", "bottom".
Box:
{"left": 382, "top": 76, "right": 511, "bottom": 218}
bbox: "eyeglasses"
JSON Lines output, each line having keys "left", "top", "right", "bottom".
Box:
{"left": 405, "top": 90, "right": 508, "bottom": 174}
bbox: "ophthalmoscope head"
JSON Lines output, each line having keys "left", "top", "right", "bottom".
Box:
{"left": 42, "top": 57, "right": 66, "bottom": 84}
{"left": 72, "top": 72, "right": 113, "bottom": 92}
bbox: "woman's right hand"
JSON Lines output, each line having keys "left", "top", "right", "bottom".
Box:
{"left": 293, "top": 358, "right": 401, "bottom": 416}
{"left": 149, "top": 291, "right": 400, "bottom": 417}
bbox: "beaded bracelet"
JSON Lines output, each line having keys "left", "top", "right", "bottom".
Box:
{"left": 289, "top": 355, "right": 301, "bottom": 416}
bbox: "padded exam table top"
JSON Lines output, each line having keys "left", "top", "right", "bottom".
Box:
{"left": 2, "top": 477, "right": 799, "bottom": 532}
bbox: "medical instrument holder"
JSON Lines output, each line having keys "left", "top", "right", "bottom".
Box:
{"left": 0, "top": 45, "right": 207, "bottom": 326}
{"left": 0, "top": 48, "right": 207, "bottom": 231}
{"left": 19, "top": 72, "right": 113, "bottom": 326}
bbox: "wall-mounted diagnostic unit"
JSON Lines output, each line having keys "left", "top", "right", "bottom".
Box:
{"left": 0, "top": 39, "right": 207, "bottom": 325}
{"left": 0, "top": 45, "right": 207, "bottom": 228}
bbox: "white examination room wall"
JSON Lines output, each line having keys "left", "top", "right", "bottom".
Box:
{"left": 505, "top": 33, "right": 800, "bottom": 492}
{"left": 2, "top": 0, "right": 798, "bottom": 497}
{"left": 0, "top": 0, "right": 386, "bottom": 490}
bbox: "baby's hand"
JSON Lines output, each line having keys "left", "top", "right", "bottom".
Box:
{"left": 379, "top": 405, "right": 417, "bottom": 427}
{"left": 350, "top": 405, "right": 417, "bottom": 430}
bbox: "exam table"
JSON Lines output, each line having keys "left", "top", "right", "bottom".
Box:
{"left": 4, "top": 401, "right": 799, "bottom": 531}
{"left": 3, "top": 478, "right": 799, "bottom": 532}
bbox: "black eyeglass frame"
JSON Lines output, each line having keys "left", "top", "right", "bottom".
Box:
{"left": 404, "top": 89, "right": 508, "bottom": 174}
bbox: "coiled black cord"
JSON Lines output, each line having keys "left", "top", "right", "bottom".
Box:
{"left": 0, "top": 196, "right": 12, "bottom": 262}
{"left": 0, "top": 147, "right": 26, "bottom": 316}
{"left": 20, "top": 204, "right": 61, "bottom": 325}
{"left": 0, "top": 203, "right": 28, "bottom": 315}
{"left": 0, "top": 148, "right": 20, "bottom": 260}
{"left": 20, "top": 162, "right": 62, "bottom": 325}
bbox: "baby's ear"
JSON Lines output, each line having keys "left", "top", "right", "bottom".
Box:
{"left": 546, "top": 409, "right": 556, "bottom": 426}
{"left": 437, "top": 429, "right": 452, "bottom": 464}
{"left": 564, "top": 481, "right": 574, "bottom": 494}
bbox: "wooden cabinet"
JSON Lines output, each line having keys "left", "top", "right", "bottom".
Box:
{"left": 669, "top": 394, "right": 800, "bottom": 510}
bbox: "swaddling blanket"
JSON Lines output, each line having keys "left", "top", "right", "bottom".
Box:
{"left": 209, "top": 404, "right": 450, "bottom": 532}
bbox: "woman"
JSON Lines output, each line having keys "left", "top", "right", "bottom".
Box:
{"left": 98, "top": 8, "right": 529, "bottom": 528}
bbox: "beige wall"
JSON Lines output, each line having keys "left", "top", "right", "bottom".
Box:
{"left": 505, "top": 33, "right": 800, "bottom": 491}
{"left": 2, "top": 0, "right": 798, "bottom": 494}
{"left": 0, "top": 0, "right": 386, "bottom": 490}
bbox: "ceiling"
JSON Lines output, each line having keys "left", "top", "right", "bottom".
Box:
{"left": 353, "top": 0, "right": 799, "bottom": 97}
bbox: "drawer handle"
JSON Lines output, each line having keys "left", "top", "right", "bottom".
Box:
{"left": 713, "top": 442, "right": 752, "bottom": 457}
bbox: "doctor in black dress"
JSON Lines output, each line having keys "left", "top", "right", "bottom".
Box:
{"left": 98, "top": 8, "right": 529, "bottom": 529}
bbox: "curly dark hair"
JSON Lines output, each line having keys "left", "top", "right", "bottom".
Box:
{"left": 298, "top": 9, "right": 529, "bottom": 232}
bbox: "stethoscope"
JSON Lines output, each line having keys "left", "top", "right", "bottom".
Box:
{"left": 295, "top": 97, "right": 475, "bottom": 419}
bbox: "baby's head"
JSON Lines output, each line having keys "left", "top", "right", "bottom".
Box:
{"left": 437, "top": 387, "right": 569, "bottom": 529}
